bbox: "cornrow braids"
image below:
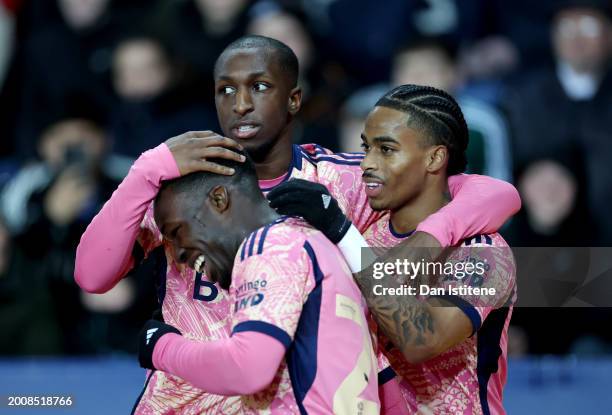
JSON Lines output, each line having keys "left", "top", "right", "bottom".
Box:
{"left": 376, "top": 84, "right": 469, "bottom": 175}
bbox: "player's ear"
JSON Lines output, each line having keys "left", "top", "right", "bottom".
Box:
{"left": 288, "top": 87, "right": 302, "bottom": 115}
{"left": 426, "top": 145, "right": 448, "bottom": 173}
{"left": 208, "top": 185, "right": 229, "bottom": 213}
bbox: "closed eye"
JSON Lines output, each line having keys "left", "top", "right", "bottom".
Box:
{"left": 360, "top": 142, "right": 370, "bottom": 152}
{"left": 165, "top": 225, "right": 180, "bottom": 241}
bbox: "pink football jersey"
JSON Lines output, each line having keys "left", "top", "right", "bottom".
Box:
{"left": 363, "top": 213, "right": 516, "bottom": 415}
{"left": 228, "top": 216, "right": 379, "bottom": 413}
{"left": 134, "top": 144, "right": 380, "bottom": 414}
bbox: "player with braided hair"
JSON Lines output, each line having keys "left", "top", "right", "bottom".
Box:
{"left": 375, "top": 84, "right": 469, "bottom": 175}
{"left": 273, "top": 84, "right": 516, "bottom": 414}
{"left": 76, "top": 33, "right": 520, "bottom": 413}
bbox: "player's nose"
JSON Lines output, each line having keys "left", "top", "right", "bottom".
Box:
{"left": 360, "top": 152, "right": 377, "bottom": 172}
{"left": 233, "top": 89, "right": 254, "bottom": 116}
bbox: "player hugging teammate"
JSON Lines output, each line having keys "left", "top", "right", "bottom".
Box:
{"left": 75, "top": 36, "right": 519, "bottom": 414}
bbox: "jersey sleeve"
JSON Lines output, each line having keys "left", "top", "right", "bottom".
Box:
{"left": 153, "top": 330, "right": 286, "bottom": 395}
{"left": 74, "top": 143, "right": 179, "bottom": 293}
{"left": 435, "top": 235, "right": 516, "bottom": 334}
{"left": 416, "top": 173, "right": 521, "bottom": 246}
{"left": 231, "top": 240, "right": 313, "bottom": 348}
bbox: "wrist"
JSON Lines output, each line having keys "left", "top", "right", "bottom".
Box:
{"left": 327, "top": 213, "right": 351, "bottom": 244}
{"left": 337, "top": 224, "right": 370, "bottom": 273}
{"left": 134, "top": 144, "right": 181, "bottom": 186}
{"left": 139, "top": 320, "right": 181, "bottom": 370}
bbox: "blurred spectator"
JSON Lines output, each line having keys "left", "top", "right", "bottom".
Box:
{"left": 248, "top": 2, "right": 313, "bottom": 79}
{"left": 0, "top": 0, "right": 16, "bottom": 87}
{"left": 392, "top": 38, "right": 513, "bottom": 181}
{"left": 457, "top": 35, "right": 520, "bottom": 104}
{"left": 504, "top": 0, "right": 612, "bottom": 245}
{"left": 327, "top": 0, "right": 419, "bottom": 84}
{"left": 324, "top": 0, "right": 508, "bottom": 85}
{"left": 0, "top": 1, "right": 20, "bottom": 158}
{"left": 0, "top": 214, "right": 64, "bottom": 354}
{"left": 157, "top": 0, "right": 251, "bottom": 107}
{"left": 196, "top": 0, "right": 250, "bottom": 36}
{"left": 482, "top": 0, "right": 561, "bottom": 70}
{"left": 552, "top": 2, "right": 611, "bottom": 101}
{"left": 11, "top": 0, "right": 124, "bottom": 159}
{"left": 247, "top": 1, "right": 349, "bottom": 150}
{"left": 509, "top": 160, "right": 582, "bottom": 245}
{"left": 339, "top": 84, "right": 386, "bottom": 152}
{"left": 0, "top": 118, "right": 156, "bottom": 354}
{"left": 339, "top": 38, "right": 513, "bottom": 181}
{"left": 0, "top": 0, "right": 609, "bottom": 360}
{"left": 109, "top": 35, "right": 217, "bottom": 158}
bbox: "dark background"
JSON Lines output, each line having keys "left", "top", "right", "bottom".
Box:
{"left": 0, "top": 0, "right": 610, "bottom": 359}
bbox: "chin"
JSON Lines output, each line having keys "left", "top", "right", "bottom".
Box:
{"left": 368, "top": 199, "right": 389, "bottom": 212}
{"left": 243, "top": 133, "right": 283, "bottom": 161}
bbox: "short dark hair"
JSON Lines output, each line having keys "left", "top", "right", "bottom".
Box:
{"left": 376, "top": 84, "right": 468, "bottom": 175}
{"left": 157, "top": 150, "right": 261, "bottom": 205}
{"left": 214, "top": 35, "right": 299, "bottom": 87}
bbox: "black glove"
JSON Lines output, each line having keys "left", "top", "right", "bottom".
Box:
{"left": 138, "top": 319, "right": 181, "bottom": 370}
{"left": 267, "top": 179, "right": 351, "bottom": 244}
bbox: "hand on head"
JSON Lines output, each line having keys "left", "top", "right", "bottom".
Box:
{"left": 165, "top": 131, "right": 246, "bottom": 176}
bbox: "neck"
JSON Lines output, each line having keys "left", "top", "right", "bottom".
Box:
{"left": 238, "top": 197, "right": 282, "bottom": 236}
{"left": 251, "top": 127, "right": 294, "bottom": 180}
{"left": 390, "top": 175, "right": 450, "bottom": 234}
{"left": 221, "top": 196, "right": 281, "bottom": 271}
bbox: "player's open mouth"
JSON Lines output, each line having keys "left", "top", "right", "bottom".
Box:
{"left": 193, "top": 254, "right": 206, "bottom": 274}
{"left": 364, "top": 180, "right": 384, "bottom": 198}
{"left": 232, "top": 124, "right": 261, "bottom": 139}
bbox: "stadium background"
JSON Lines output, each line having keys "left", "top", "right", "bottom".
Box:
{"left": 0, "top": 0, "right": 611, "bottom": 413}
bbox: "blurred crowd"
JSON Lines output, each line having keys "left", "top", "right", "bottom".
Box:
{"left": 0, "top": 0, "right": 611, "bottom": 356}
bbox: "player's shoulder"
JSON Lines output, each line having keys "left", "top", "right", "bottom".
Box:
{"left": 456, "top": 233, "right": 516, "bottom": 279}
{"left": 459, "top": 232, "right": 509, "bottom": 248}
{"left": 298, "top": 143, "right": 364, "bottom": 170}
{"left": 238, "top": 216, "right": 313, "bottom": 262}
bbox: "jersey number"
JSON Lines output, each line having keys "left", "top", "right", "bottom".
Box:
{"left": 333, "top": 294, "right": 379, "bottom": 415}
{"left": 193, "top": 272, "right": 219, "bottom": 302}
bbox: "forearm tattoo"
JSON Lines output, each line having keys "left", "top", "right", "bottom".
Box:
{"left": 354, "top": 271, "right": 434, "bottom": 353}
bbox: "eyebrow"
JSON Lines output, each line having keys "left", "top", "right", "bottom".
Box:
{"left": 217, "top": 71, "right": 268, "bottom": 82}
{"left": 361, "top": 134, "right": 400, "bottom": 145}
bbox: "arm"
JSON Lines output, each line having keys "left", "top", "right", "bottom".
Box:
{"left": 354, "top": 281, "right": 472, "bottom": 364}
{"left": 140, "top": 240, "right": 308, "bottom": 394}
{"left": 338, "top": 229, "right": 514, "bottom": 364}
{"left": 153, "top": 331, "right": 286, "bottom": 395}
{"left": 417, "top": 173, "right": 521, "bottom": 246}
{"left": 335, "top": 227, "right": 471, "bottom": 363}
{"left": 74, "top": 143, "right": 179, "bottom": 293}
{"left": 268, "top": 175, "right": 521, "bottom": 250}
{"left": 74, "top": 131, "right": 245, "bottom": 293}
